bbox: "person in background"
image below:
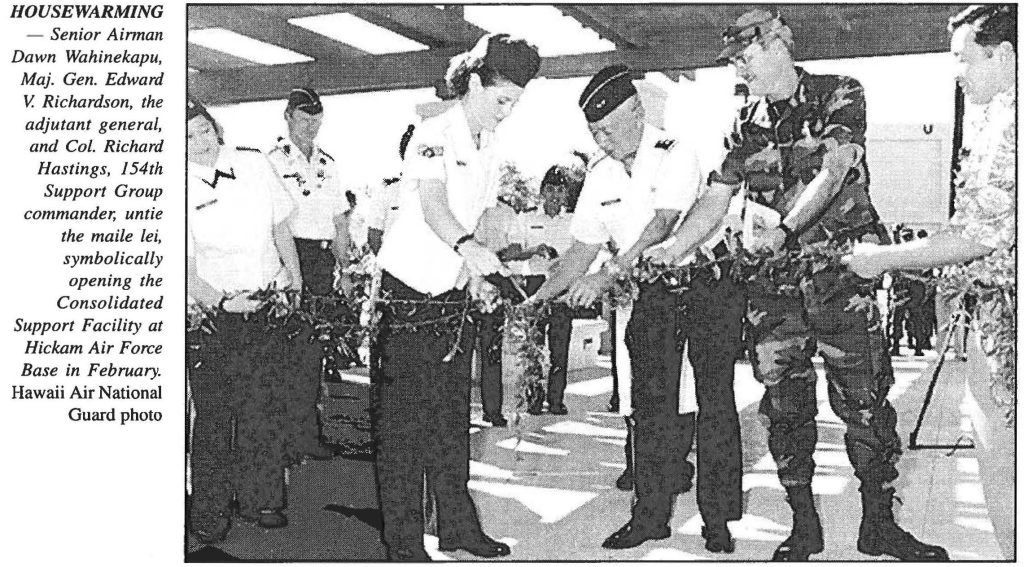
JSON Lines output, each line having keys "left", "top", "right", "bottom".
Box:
{"left": 848, "top": 4, "right": 1016, "bottom": 422}
{"left": 266, "top": 87, "right": 351, "bottom": 460}
{"left": 472, "top": 199, "right": 518, "bottom": 427}
{"left": 509, "top": 160, "right": 585, "bottom": 414}
{"left": 187, "top": 97, "right": 307, "bottom": 539}
{"left": 267, "top": 88, "right": 352, "bottom": 298}
{"left": 373, "top": 33, "right": 540, "bottom": 560}
{"left": 709, "top": 9, "right": 947, "bottom": 560}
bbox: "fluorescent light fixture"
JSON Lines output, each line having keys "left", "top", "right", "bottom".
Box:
{"left": 290, "top": 12, "right": 429, "bottom": 55}
{"left": 189, "top": 28, "right": 313, "bottom": 65}
{"left": 464, "top": 6, "right": 615, "bottom": 57}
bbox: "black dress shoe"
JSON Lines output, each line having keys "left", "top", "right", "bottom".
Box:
{"left": 548, "top": 403, "right": 568, "bottom": 415}
{"left": 602, "top": 521, "right": 670, "bottom": 549}
{"left": 439, "top": 535, "right": 511, "bottom": 558}
{"left": 484, "top": 413, "right": 508, "bottom": 427}
{"left": 702, "top": 524, "right": 735, "bottom": 553}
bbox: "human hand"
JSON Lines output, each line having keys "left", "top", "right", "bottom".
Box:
{"left": 469, "top": 277, "right": 501, "bottom": 313}
{"left": 566, "top": 271, "right": 614, "bottom": 308}
{"left": 459, "top": 240, "right": 509, "bottom": 278}
{"left": 844, "top": 241, "right": 889, "bottom": 279}
{"left": 754, "top": 226, "right": 787, "bottom": 253}
{"left": 335, "top": 273, "right": 355, "bottom": 298}
{"left": 220, "top": 294, "right": 262, "bottom": 314}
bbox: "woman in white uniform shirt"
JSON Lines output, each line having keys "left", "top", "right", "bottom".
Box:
{"left": 186, "top": 98, "right": 310, "bottom": 542}
{"left": 373, "top": 34, "right": 540, "bottom": 561}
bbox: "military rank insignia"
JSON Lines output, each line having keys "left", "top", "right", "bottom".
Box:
{"left": 655, "top": 138, "right": 676, "bottom": 150}
{"left": 418, "top": 145, "right": 443, "bottom": 158}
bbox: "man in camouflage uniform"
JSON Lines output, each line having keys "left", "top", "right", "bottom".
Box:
{"left": 711, "top": 9, "right": 948, "bottom": 561}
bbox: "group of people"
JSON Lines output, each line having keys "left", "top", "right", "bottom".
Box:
{"left": 186, "top": 4, "right": 1015, "bottom": 561}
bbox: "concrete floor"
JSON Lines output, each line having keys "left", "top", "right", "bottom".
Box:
{"left": 187, "top": 348, "right": 1008, "bottom": 561}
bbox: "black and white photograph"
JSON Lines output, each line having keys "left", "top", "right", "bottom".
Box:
{"left": 184, "top": 3, "right": 1016, "bottom": 562}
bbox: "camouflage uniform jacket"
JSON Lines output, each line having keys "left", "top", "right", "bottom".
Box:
{"left": 715, "top": 67, "right": 884, "bottom": 246}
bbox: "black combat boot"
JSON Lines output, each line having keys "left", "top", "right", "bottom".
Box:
{"left": 857, "top": 486, "right": 949, "bottom": 560}
{"left": 616, "top": 417, "right": 634, "bottom": 490}
{"left": 772, "top": 485, "right": 824, "bottom": 561}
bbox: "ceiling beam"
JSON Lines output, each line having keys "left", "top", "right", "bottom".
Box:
{"left": 557, "top": 5, "right": 644, "bottom": 49}
{"left": 190, "top": 5, "right": 956, "bottom": 106}
{"left": 187, "top": 44, "right": 260, "bottom": 72}
{"left": 244, "top": 4, "right": 485, "bottom": 50}
{"left": 187, "top": 5, "right": 367, "bottom": 61}
{"left": 190, "top": 50, "right": 461, "bottom": 106}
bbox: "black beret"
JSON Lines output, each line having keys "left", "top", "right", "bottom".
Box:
{"left": 287, "top": 87, "right": 323, "bottom": 115}
{"left": 481, "top": 33, "right": 541, "bottom": 88}
{"left": 578, "top": 64, "right": 637, "bottom": 123}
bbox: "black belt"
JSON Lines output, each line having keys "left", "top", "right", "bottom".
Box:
{"left": 295, "top": 237, "right": 333, "bottom": 250}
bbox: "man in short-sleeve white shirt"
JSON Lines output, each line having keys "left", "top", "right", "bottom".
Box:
{"left": 266, "top": 88, "right": 351, "bottom": 297}
{"left": 533, "top": 65, "right": 705, "bottom": 550}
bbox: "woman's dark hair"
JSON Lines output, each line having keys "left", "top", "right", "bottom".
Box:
{"left": 441, "top": 34, "right": 541, "bottom": 100}
{"left": 398, "top": 124, "right": 416, "bottom": 160}
{"left": 949, "top": 4, "right": 1017, "bottom": 48}
{"left": 187, "top": 97, "right": 225, "bottom": 145}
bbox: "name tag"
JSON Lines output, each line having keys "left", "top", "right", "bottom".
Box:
{"left": 455, "top": 160, "right": 467, "bottom": 167}
{"left": 389, "top": 206, "right": 400, "bottom": 211}
{"left": 194, "top": 198, "right": 218, "bottom": 211}
{"left": 600, "top": 198, "right": 621, "bottom": 206}
{"left": 530, "top": 225, "right": 544, "bottom": 230}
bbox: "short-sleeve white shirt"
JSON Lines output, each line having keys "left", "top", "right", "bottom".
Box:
{"left": 377, "top": 105, "right": 500, "bottom": 295}
{"left": 188, "top": 147, "right": 295, "bottom": 293}
{"left": 365, "top": 177, "right": 412, "bottom": 234}
{"left": 266, "top": 136, "right": 349, "bottom": 240}
{"left": 570, "top": 124, "right": 701, "bottom": 252}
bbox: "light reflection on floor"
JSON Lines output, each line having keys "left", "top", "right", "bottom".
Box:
{"left": 456, "top": 353, "right": 1005, "bottom": 560}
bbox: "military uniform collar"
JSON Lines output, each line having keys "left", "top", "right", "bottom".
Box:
{"left": 276, "top": 135, "right": 325, "bottom": 163}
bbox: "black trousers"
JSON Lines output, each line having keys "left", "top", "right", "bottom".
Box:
{"left": 469, "top": 307, "right": 504, "bottom": 417}
{"left": 294, "top": 237, "right": 336, "bottom": 295}
{"left": 680, "top": 271, "right": 744, "bottom": 524}
{"left": 294, "top": 237, "right": 337, "bottom": 444}
{"left": 624, "top": 281, "right": 694, "bottom": 528}
{"left": 372, "top": 272, "right": 486, "bottom": 553}
{"left": 188, "top": 312, "right": 319, "bottom": 530}
{"left": 523, "top": 276, "right": 573, "bottom": 408}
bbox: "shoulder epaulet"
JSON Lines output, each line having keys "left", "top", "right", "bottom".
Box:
{"left": 654, "top": 138, "right": 677, "bottom": 150}
{"left": 319, "top": 149, "right": 335, "bottom": 161}
{"left": 236, "top": 146, "right": 262, "bottom": 153}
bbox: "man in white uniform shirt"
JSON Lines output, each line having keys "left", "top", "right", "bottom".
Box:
{"left": 533, "top": 65, "right": 704, "bottom": 550}
{"left": 267, "top": 88, "right": 352, "bottom": 297}
{"left": 266, "top": 87, "right": 352, "bottom": 460}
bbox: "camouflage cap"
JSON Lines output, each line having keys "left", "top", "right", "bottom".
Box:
{"left": 716, "top": 8, "right": 791, "bottom": 63}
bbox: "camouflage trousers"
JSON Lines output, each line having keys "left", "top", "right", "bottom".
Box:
{"left": 746, "top": 268, "right": 901, "bottom": 488}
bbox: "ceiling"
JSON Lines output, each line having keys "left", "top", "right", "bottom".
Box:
{"left": 187, "top": 4, "right": 966, "bottom": 106}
